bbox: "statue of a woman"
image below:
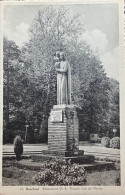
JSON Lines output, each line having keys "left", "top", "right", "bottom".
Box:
{"left": 54, "top": 51, "right": 71, "bottom": 105}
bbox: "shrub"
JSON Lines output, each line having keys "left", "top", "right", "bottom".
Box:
{"left": 79, "top": 131, "right": 90, "bottom": 141}
{"left": 101, "top": 137, "right": 110, "bottom": 148}
{"left": 115, "top": 173, "right": 121, "bottom": 185}
{"left": 14, "top": 135, "right": 23, "bottom": 161}
{"left": 90, "top": 134, "right": 101, "bottom": 143}
{"left": 110, "top": 137, "right": 120, "bottom": 149}
{"left": 34, "top": 158, "right": 87, "bottom": 185}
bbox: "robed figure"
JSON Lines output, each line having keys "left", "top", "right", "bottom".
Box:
{"left": 54, "top": 51, "right": 71, "bottom": 105}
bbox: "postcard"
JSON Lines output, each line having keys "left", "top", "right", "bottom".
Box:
{"left": 0, "top": 0, "right": 125, "bottom": 195}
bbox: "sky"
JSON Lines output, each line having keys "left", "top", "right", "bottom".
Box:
{"left": 3, "top": 3, "right": 119, "bottom": 81}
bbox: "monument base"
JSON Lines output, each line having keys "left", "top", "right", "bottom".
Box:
{"left": 32, "top": 104, "right": 95, "bottom": 164}
{"left": 31, "top": 154, "right": 95, "bottom": 164}
{"left": 42, "top": 149, "right": 84, "bottom": 157}
{"left": 47, "top": 104, "right": 83, "bottom": 157}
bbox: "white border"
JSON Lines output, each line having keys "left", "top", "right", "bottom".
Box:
{"left": 0, "top": 0, "right": 124, "bottom": 195}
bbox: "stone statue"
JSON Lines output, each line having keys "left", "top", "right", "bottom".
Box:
{"left": 54, "top": 51, "right": 71, "bottom": 105}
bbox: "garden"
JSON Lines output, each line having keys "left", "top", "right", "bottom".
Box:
{"left": 2, "top": 158, "right": 120, "bottom": 186}
{"left": 2, "top": 135, "right": 120, "bottom": 186}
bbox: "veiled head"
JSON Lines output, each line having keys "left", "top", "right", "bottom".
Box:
{"left": 54, "top": 51, "right": 60, "bottom": 62}
{"left": 56, "top": 51, "right": 60, "bottom": 58}
{"left": 60, "top": 52, "right": 66, "bottom": 61}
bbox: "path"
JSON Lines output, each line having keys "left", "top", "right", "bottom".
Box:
{"left": 3, "top": 142, "right": 120, "bottom": 161}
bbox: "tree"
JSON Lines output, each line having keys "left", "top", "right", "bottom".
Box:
{"left": 3, "top": 37, "right": 21, "bottom": 143}
{"left": 64, "top": 40, "right": 111, "bottom": 137}
{"left": 20, "top": 6, "right": 84, "bottom": 142}
{"left": 21, "top": 6, "right": 119, "bottom": 141}
{"left": 107, "top": 78, "right": 119, "bottom": 137}
{"left": 3, "top": 6, "right": 119, "bottom": 143}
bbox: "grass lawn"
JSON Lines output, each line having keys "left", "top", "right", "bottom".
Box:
{"left": 2, "top": 160, "right": 120, "bottom": 186}
{"left": 3, "top": 168, "right": 38, "bottom": 186}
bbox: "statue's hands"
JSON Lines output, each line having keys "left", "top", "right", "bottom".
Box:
{"left": 56, "top": 68, "right": 60, "bottom": 72}
{"left": 55, "top": 62, "right": 60, "bottom": 70}
{"left": 54, "top": 56, "right": 59, "bottom": 62}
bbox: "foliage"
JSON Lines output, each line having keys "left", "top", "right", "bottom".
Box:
{"left": 20, "top": 6, "right": 84, "bottom": 123}
{"left": 3, "top": 37, "right": 23, "bottom": 143}
{"left": 3, "top": 162, "right": 120, "bottom": 186}
{"left": 79, "top": 130, "right": 90, "bottom": 141}
{"left": 3, "top": 5, "right": 119, "bottom": 143}
{"left": 66, "top": 41, "right": 119, "bottom": 136}
{"left": 14, "top": 135, "right": 23, "bottom": 161}
{"left": 107, "top": 79, "right": 120, "bottom": 136}
{"left": 101, "top": 137, "right": 110, "bottom": 148}
{"left": 34, "top": 158, "right": 87, "bottom": 185}
{"left": 90, "top": 134, "right": 101, "bottom": 143}
{"left": 115, "top": 174, "right": 121, "bottom": 185}
{"left": 110, "top": 137, "right": 120, "bottom": 149}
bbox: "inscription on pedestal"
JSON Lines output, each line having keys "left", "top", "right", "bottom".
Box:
{"left": 51, "top": 110, "right": 63, "bottom": 122}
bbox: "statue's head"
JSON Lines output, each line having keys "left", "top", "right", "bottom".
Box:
{"left": 60, "top": 52, "right": 66, "bottom": 61}
{"left": 56, "top": 51, "right": 60, "bottom": 58}
{"left": 54, "top": 51, "right": 60, "bottom": 62}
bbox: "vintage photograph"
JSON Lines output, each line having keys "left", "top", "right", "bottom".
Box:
{"left": 1, "top": 1, "right": 123, "bottom": 191}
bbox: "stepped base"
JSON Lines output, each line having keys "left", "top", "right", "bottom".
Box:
{"left": 3, "top": 159, "right": 116, "bottom": 172}
{"left": 42, "top": 149, "right": 84, "bottom": 157}
{"left": 83, "top": 161, "right": 115, "bottom": 172}
{"left": 31, "top": 154, "right": 95, "bottom": 164}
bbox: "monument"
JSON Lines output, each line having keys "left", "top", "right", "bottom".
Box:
{"left": 32, "top": 51, "right": 94, "bottom": 163}
{"left": 41, "top": 51, "right": 94, "bottom": 163}
{"left": 31, "top": 51, "right": 116, "bottom": 170}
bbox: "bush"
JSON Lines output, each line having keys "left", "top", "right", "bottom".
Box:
{"left": 79, "top": 131, "right": 90, "bottom": 141}
{"left": 110, "top": 137, "right": 120, "bottom": 149}
{"left": 101, "top": 137, "right": 110, "bottom": 148}
{"left": 115, "top": 174, "right": 121, "bottom": 185}
{"left": 34, "top": 158, "right": 87, "bottom": 185}
{"left": 90, "top": 134, "right": 101, "bottom": 143}
{"left": 14, "top": 135, "right": 23, "bottom": 161}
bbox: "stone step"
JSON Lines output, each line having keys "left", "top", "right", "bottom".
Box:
{"left": 41, "top": 150, "right": 84, "bottom": 157}
{"left": 42, "top": 150, "right": 66, "bottom": 156}
{"left": 48, "top": 143, "right": 66, "bottom": 146}
{"left": 3, "top": 159, "right": 115, "bottom": 172}
{"left": 79, "top": 161, "right": 115, "bottom": 172}
{"left": 48, "top": 123, "right": 67, "bottom": 127}
{"left": 31, "top": 154, "right": 95, "bottom": 164}
{"left": 48, "top": 140, "right": 67, "bottom": 143}
{"left": 3, "top": 151, "right": 43, "bottom": 154}
{"left": 84, "top": 151, "right": 120, "bottom": 161}
{"left": 48, "top": 126, "right": 67, "bottom": 129}
{"left": 3, "top": 151, "right": 43, "bottom": 156}
{"left": 48, "top": 129, "right": 67, "bottom": 132}
{"left": 48, "top": 148, "right": 67, "bottom": 150}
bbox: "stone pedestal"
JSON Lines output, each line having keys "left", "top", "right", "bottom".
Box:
{"left": 42, "top": 104, "right": 84, "bottom": 157}
{"left": 32, "top": 104, "right": 95, "bottom": 163}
